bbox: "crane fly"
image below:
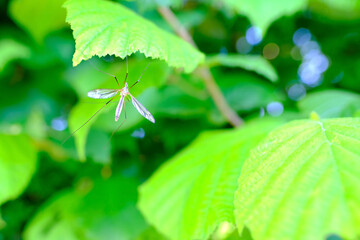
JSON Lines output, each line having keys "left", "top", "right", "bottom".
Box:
{"left": 87, "top": 80, "right": 155, "bottom": 123}
{"left": 63, "top": 57, "right": 154, "bottom": 144}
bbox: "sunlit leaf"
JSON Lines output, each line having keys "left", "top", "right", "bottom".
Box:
{"left": 225, "top": 227, "right": 254, "bottom": 240}
{"left": 9, "top": 0, "right": 67, "bottom": 43}
{"left": 221, "top": 0, "right": 308, "bottom": 34}
{"left": 0, "top": 134, "right": 37, "bottom": 206}
{"left": 0, "top": 39, "right": 30, "bottom": 72}
{"left": 298, "top": 89, "right": 360, "bottom": 118}
{"left": 64, "top": 0, "right": 204, "bottom": 73}
{"left": 206, "top": 54, "right": 278, "bottom": 82}
{"left": 235, "top": 118, "right": 360, "bottom": 240}
{"left": 24, "top": 175, "right": 147, "bottom": 240}
{"left": 138, "top": 119, "right": 284, "bottom": 240}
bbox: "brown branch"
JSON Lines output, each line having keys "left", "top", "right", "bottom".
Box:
{"left": 157, "top": 7, "right": 243, "bottom": 127}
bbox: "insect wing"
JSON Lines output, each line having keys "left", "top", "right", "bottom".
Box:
{"left": 130, "top": 94, "right": 155, "bottom": 123}
{"left": 115, "top": 94, "right": 125, "bottom": 121}
{"left": 87, "top": 89, "right": 119, "bottom": 99}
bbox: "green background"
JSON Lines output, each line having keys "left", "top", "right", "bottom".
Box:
{"left": 0, "top": 0, "right": 360, "bottom": 239}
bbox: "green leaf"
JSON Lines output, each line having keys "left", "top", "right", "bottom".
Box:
{"left": 0, "top": 134, "right": 37, "bottom": 206}
{"left": 138, "top": 119, "right": 284, "bottom": 240}
{"left": 234, "top": 118, "right": 360, "bottom": 240}
{"left": 24, "top": 175, "right": 147, "bottom": 240}
{"left": 67, "top": 101, "right": 111, "bottom": 161}
{"left": 9, "top": 0, "right": 67, "bottom": 43}
{"left": 222, "top": 0, "right": 308, "bottom": 34}
{"left": 64, "top": 0, "right": 204, "bottom": 73}
{"left": 206, "top": 54, "right": 278, "bottom": 82}
{"left": 0, "top": 39, "right": 30, "bottom": 72}
{"left": 298, "top": 89, "right": 360, "bottom": 118}
{"left": 85, "top": 130, "right": 111, "bottom": 164}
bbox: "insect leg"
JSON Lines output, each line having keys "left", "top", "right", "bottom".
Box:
{"left": 88, "top": 60, "right": 120, "bottom": 88}
{"left": 123, "top": 56, "right": 129, "bottom": 86}
{"left": 62, "top": 95, "right": 119, "bottom": 144}
{"left": 124, "top": 101, "right": 127, "bottom": 119}
{"left": 129, "top": 62, "right": 150, "bottom": 89}
{"left": 109, "top": 103, "right": 127, "bottom": 142}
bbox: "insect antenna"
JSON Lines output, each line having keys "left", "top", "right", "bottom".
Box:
{"left": 77, "top": 47, "right": 121, "bottom": 88}
{"left": 123, "top": 55, "right": 129, "bottom": 86}
{"left": 87, "top": 59, "right": 121, "bottom": 88}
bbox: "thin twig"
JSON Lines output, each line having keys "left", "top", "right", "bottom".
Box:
{"left": 157, "top": 7, "right": 243, "bottom": 127}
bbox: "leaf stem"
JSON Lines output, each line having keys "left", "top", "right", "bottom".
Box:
{"left": 157, "top": 7, "right": 243, "bottom": 127}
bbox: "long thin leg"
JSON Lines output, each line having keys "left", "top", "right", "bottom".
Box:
{"left": 62, "top": 95, "right": 119, "bottom": 144}
{"left": 80, "top": 101, "right": 118, "bottom": 104}
{"left": 123, "top": 56, "right": 129, "bottom": 86}
{"left": 129, "top": 62, "right": 150, "bottom": 89}
{"left": 88, "top": 60, "right": 120, "bottom": 88}
{"left": 108, "top": 103, "right": 127, "bottom": 143}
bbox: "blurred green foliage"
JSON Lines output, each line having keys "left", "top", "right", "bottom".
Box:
{"left": 0, "top": 0, "right": 360, "bottom": 239}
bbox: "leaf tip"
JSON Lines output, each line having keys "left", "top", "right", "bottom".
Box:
{"left": 310, "top": 111, "right": 321, "bottom": 121}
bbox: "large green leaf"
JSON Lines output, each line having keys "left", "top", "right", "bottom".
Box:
{"left": 9, "top": 0, "right": 67, "bottom": 42}
{"left": 235, "top": 118, "right": 360, "bottom": 240}
{"left": 298, "top": 89, "right": 360, "bottom": 118}
{"left": 138, "top": 119, "right": 284, "bottom": 240}
{"left": 24, "top": 175, "right": 147, "bottom": 240}
{"left": 0, "top": 134, "right": 37, "bottom": 206}
{"left": 222, "top": 0, "right": 308, "bottom": 34}
{"left": 64, "top": 0, "right": 204, "bottom": 73}
{"left": 206, "top": 54, "right": 278, "bottom": 82}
